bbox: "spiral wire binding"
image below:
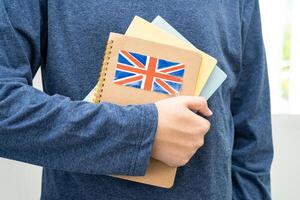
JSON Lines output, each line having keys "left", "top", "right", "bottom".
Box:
{"left": 92, "top": 39, "right": 114, "bottom": 103}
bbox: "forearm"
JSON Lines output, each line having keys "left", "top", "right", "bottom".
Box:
{"left": 1, "top": 0, "right": 157, "bottom": 176}
{"left": 0, "top": 81, "right": 158, "bottom": 176}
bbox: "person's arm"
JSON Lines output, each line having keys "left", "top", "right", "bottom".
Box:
{"left": 231, "top": 0, "right": 273, "bottom": 199}
{"left": 0, "top": 0, "right": 157, "bottom": 176}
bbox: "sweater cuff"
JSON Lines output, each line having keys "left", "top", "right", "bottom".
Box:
{"left": 129, "top": 103, "right": 158, "bottom": 176}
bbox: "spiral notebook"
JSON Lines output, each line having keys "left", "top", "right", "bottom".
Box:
{"left": 91, "top": 32, "right": 205, "bottom": 188}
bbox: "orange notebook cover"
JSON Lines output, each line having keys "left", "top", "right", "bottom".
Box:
{"left": 91, "top": 32, "right": 202, "bottom": 188}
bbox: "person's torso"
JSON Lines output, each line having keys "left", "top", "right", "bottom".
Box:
{"left": 41, "top": 1, "right": 242, "bottom": 199}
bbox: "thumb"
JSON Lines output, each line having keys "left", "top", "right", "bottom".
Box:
{"left": 181, "top": 96, "right": 213, "bottom": 116}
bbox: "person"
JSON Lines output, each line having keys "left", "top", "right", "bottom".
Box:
{"left": 0, "top": 0, "right": 273, "bottom": 199}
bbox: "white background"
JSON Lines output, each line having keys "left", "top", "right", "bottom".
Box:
{"left": 261, "top": 0, "right": 300, "bottom": 114}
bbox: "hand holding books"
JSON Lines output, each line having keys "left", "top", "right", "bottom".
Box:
{"left": 153, "top": 96, "right": 212, "bottom": 167}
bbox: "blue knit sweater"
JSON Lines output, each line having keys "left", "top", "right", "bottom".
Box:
{"left": 0, "top": 0, "right": 273, "bottom": 199}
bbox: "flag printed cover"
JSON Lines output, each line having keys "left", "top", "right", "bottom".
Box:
{"left": 113, "top": 50, "right": 185, "bottom": 95}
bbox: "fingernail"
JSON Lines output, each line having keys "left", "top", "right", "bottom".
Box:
{"left": 208, "top": 109, "right": 213, "bottom": 115}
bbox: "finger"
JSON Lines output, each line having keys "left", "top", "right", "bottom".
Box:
{"left": 187, "top": 111, "right": 211, "bottom": 134}
{"left": 197, "top": 117, "right": 211, "bottom": 135}
{"left": 181, "top": 96, "right": 213, "bottom": 116}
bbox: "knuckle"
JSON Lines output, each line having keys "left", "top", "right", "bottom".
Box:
{"left": 197, "top": 138, "right": 204, "bottom": 147}
{"left": 191, "top": 141, "right": 200, "bottom": 151}
{"left": 192, "top": 136, "right": 204, "bottom": 148}
{"left": 183, "top": 139, "right": 199, "bottom": 152}
{"left": 179, "top": 157, "right": 189, "bottom": 166}
{"left": 178, "top": 152, "right": 191, "bottom": 166}
{"left": 198, "top": 96, "right": 207, "bottom": 106}
{"left": 195, "top": 125, "right": 204, "bottom": 134}
{"left": 200, "top": 140, "right": 205, "bottom": 148}
{"left": 200, "top": 120, "right": 211, "bottom": 133}
{"left": 205, "top": 120, "right": 211, "bottom": 130}
{"left": 198, "top": 100, "right": 205, "bottom": 109}
{"left": 191, "top": 127, "right": 206, "bottom": 147}
{"left": 198, "top": 96, "right": 205, "bottom": 102}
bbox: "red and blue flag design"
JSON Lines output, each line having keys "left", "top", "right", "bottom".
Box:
{"left": 113, "top": 50, "right": 185, "bottom": 95}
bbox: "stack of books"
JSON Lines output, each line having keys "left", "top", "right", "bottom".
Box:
{"left": 84, "top": 16, "right": 227, "bottom": 188}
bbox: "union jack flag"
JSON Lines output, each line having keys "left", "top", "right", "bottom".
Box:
{"left": 113, "top": 50, "right": 185, "bottom": 95}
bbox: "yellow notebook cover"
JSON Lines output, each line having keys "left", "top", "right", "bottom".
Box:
{"left": 92, "top": 32, "right": 203, "bottom": 188}
{"left": 125, "top": 16, "right": 217, "bottom": 95}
